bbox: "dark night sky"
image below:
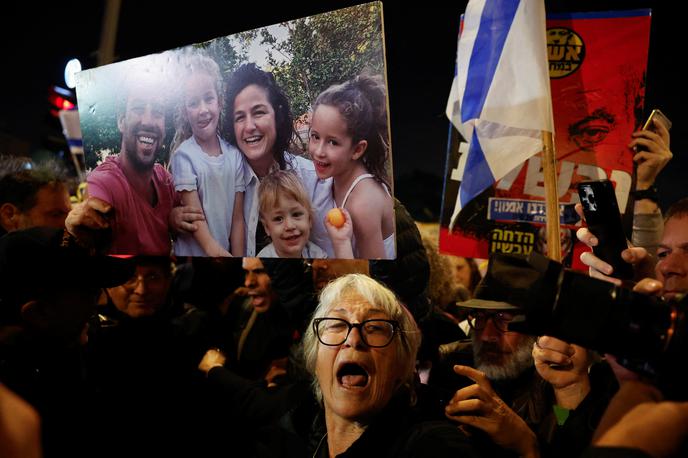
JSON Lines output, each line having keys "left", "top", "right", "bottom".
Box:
{"left": 2, "top": 1, "right": 685, "bottom": 220}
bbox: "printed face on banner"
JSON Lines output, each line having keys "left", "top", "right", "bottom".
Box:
{"left": 440, "top": 11, "right": 652, "bottom": 268}
{"left": 76, "top": 2, "right": 395, "bottom": 260}
{"left": 548, "top": 21, "right": 643, "bottom": 202}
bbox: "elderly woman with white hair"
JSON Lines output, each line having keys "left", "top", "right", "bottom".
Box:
{"left": 200, "top": 273, "right": 481, "bottom": 457}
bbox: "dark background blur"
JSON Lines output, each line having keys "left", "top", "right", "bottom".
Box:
{"left": 2, "top": 1, "right": 684, "bottom": 221}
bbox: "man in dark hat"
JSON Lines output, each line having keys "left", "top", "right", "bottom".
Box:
{"left": 443, "top": 253, "right": 615, "bottom": 458}
{"left": 440, "top": 256, "right": 541, "bottom": 457}
{"left": 0, "top": 227, "right": 133, "bottom": 457}
{"left": 459, "top": 291, "right": 537, "bottom": 382}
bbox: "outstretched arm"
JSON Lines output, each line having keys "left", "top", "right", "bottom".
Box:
{"left": 65, "top": 196, "right": 113, "bottom": 253}
{"left": 198, "top": 348, "right": 310, "bottom": 426}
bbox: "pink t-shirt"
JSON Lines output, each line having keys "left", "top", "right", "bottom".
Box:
{"left": 87, "top": 155, "right": 175, "bottom": 256}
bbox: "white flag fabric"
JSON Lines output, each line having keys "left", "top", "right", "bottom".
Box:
{"left": 446, "top": 0, "right": 553, "bottom": 230}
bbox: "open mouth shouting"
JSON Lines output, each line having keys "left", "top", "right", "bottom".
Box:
{"left": 337, "top": 361, "right": 370, "bottom": 390}
{"left": 247, "top": 290, "right": 268, "bottom": 311}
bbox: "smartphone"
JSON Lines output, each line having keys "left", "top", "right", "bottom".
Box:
{"left": 577, "top": 180, "right": 634, "bottom": 280}
{"left": 642, "top": 108, "right": 672, "bottom": 132}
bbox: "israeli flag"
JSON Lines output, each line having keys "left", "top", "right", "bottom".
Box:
{"left": 446, "top": 0, "right": 553, "bottom": 230}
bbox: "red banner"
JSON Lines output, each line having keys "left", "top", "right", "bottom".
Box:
{"left": 440, "top": 10, "right": 652, "bottom": 270}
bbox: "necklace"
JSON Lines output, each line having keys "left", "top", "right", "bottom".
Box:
{"left": 312, "top": 432, "right": 327, "bottom": 458}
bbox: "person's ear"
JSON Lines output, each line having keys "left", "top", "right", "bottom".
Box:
{"left": 0, "top": 203, "right": 22, "bottom": 231}
{"left": 260, "top": 219, "right": 271, "bottom": 238}
{"left": 351, "top": 140, "right": 368, "bottom": 161}
{"left": 20, "top": 301, "right": 49, "bottom": 328}
{"left": 117, "top": 112, "right": 126, "bottom": 134}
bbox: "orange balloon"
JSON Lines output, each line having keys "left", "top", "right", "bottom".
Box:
{"left": 327, "top": 208, "right": 346, "bottom": 228}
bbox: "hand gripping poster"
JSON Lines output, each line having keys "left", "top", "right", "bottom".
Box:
{"left": 440, "top": 10, "right": 652, "bottom": 269}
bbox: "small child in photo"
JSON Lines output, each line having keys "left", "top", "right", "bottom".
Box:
{"left": 170, "top": 52, "right": 245, "bottom": 257}
{"left": 257, "top": 170, "right": 352, "bottom": 258}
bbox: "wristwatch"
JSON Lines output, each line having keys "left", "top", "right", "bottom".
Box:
{"left": 631, "top": 185, "right": 659, "bottom": 203}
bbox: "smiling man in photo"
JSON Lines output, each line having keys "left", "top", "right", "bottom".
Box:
{"left": 82, "top": 71, "right": 176, "bottom": 255}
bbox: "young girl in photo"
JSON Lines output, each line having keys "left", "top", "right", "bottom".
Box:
{"left": 257, "top": 170, "right": 352, "bottom": 258}
{"left": 170, "top": 53, "right": 245, "bottom": 257}
{"left": 308, "top": 74, "right": 394, "bottom": 259}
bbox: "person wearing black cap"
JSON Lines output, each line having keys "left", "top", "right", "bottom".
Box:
{"left": 0, "top": 227, "right": 134, "bottom": 457}
{"left": 443, "top": 253, "right": 617, "bottom": 458}
{"left": 440, "top": 255, "right": 541, "bottom": 458}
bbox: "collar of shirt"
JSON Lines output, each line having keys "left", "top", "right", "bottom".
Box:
{"left": 242, "top": 160, "right": 261, "bottom": 257}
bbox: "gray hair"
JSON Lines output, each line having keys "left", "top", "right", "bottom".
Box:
{"left": 302, "top": 273, "right": 421, "bottom": 403}
{"left": 472, "top": 333, "right": 536, "bottom": 381}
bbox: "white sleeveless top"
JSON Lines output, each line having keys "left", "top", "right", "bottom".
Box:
{"left": 341, "top": 173, "right": 395, "bottom": 259}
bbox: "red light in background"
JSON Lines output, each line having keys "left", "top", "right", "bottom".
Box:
{"left": 48, "top": 85, "right": 76, "bottom": 117}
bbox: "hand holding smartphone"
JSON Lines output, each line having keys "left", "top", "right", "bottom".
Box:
{"left": 632, "top": 109, "right": 673, "bottom": 193}
{"left": 642, "top": 109, "right": 672, "bottom": 132}
{"left": 635, "top": 109, "right": 672, "bottom": 154}
{"left": 577, "top": 180, "right": 634, "bottom": 280}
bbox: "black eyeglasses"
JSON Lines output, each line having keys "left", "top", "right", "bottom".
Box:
{"left": 313, "top": 318, "right": 399, "bottom": 348}
{"left": 467, "top": 310, "right": 516, "bottom": 333}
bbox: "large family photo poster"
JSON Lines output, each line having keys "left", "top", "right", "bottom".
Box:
{"left": 76, "top": 2, "right": 396, "bottom": 260}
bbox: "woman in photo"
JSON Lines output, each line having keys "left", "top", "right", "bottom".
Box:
{"left": 225, "top": 63, "right": 334, "bottom": 257}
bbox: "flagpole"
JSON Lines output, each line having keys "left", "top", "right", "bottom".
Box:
{"left": 541, "top": 130, "right": 561, "bottom": 262}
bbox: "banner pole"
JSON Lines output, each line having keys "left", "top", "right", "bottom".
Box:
{"left": 542, "top": 131, "right": 561, "bottom": 262}
{"left": 98, "top": 0, "right": 121, "bottom": 66}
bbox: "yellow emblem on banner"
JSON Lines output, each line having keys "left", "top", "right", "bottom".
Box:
{"left": 547, "top": 28, "right": 585, "bottom": 78}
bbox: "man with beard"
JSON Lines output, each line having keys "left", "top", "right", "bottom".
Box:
{"left": 69, "top": 72, "right": 176, "bottom": 255}
{"left": 443, "top": 255, "right": 616, "bottom": 458}
{"left": 444, "top": 288, "right": 541, "bottom": 458}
